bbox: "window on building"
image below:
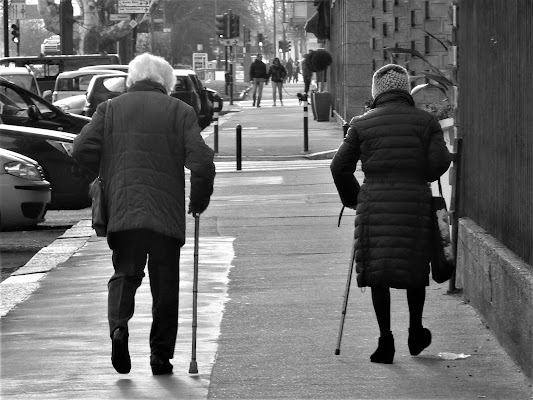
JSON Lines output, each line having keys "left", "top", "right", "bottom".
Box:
{"left": 383, "top": 23, "right": 388, "bottom": 36}
{"left": 424, "top": 35, "right": 430, "bottom": 53}
{"left": 383, "top": 0, "right": 387, "bottom": 12}
{"left": 395, "top": 17, "right": 399, "bottom": 31}
{"left": 411, "top": 10, "right": 416, "bottom": 26}
{"left": 425, "top": 1, "right": 430, "bottom": 19}
{"left": 372, "top": 17, "right": 376, "bottom": 29}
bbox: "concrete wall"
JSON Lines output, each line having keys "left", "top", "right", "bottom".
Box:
{"left": 456, "top": 218, "right": 533, "bottom": 380}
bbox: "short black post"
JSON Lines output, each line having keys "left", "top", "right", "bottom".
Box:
{"left": 343, "top": 122, "right": 350, "bottom": 138}
{"left": 236, "top": 124, "right": 242, "bottom": 171}
{"left": 213, "top": 100, "right": 219, "bottom": 153}
{"left": 303, "top": 93, "right": 309, "bottom": 152}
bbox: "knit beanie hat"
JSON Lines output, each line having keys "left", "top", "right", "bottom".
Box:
{"left": 371, "top": 64, "right": 410, "bottom": 99}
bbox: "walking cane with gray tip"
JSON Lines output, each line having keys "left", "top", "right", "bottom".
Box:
{"left": 335, "top": 237, "right": 357, "bottom": 355}
{"left": 189, "top": 213, "right": 200, "bottom": 374}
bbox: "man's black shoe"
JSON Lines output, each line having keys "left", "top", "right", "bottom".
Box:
{"left": 111, "top": 327, "right": 131, "bottom": 374}
{"left": 151, "top": 355, "right": 173, "bottom": 375}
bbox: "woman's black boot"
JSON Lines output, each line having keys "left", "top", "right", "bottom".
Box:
{"left": 370, "top": 332, "right": 395, "bottom": 364}
{"left": 408, "top": 327, "right": 432, "bottom": 356}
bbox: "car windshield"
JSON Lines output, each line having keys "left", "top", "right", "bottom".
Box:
{"left": 0, "top": 84, "right": 56, "bottom": 118}
{"left": 174, "top": 76, "right": 192, "bottom": 91}
{"left": 57, "top": 74, "right": 95, "bottom": 91}
{"left": 102, "top": 77, "right": 126, "bottom": 93}
{"left": 0, "top": 74, "right": 39, "bottom": 95}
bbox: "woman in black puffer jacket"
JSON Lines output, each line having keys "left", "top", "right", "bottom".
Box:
{"left": 330, "top": 64, "right": 452, "bottom": 364}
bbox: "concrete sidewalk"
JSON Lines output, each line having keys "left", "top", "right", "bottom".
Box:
{"left": 1, "top": 97, "right": 532, "bottom": 399}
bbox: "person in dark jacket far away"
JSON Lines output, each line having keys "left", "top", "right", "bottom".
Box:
{"left": 249, "top": 53, "right": 269, "bottom": 107}
{"left": 285, "top": 58, "right": 294, "bottom": 83}
{"left": 72, "top": 52, "right": 216, "bottom": 376}
{"left": 267, "top": 57, "right": 287, "bottom": 106}
{"left": 330, "top": 64, "right": 452, "bottom": 364}
{"left": 301, "top": 50, "right": 314, "bottom": 93}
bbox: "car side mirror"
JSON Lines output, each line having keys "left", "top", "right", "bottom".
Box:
{"left": 27, "top": 105, "right": 39, "bottom": 120}
{"left": 43, "top": 90, "right": 52, "bottom": 102}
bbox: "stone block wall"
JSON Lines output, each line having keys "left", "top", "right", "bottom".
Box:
{"left": 328, "top": 0, "right": 455, "bottom": 122}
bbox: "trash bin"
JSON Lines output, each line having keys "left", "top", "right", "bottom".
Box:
{"left": 311, "top": 92, "right": 331, "bottom": 122}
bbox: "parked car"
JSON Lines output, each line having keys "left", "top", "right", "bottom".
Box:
{"left": 82, "top": 73, "right": 128, "bottom": 117}
{"left": 78, "top": 64, "right": 129, "bottom": 73}
{"left": 0, "top": 125, "right": 91, "bottom": 210}
{"left": 81, "top": 70, "right": 212, "bottom": 127}
{"left": 0, "top": 148, "right": 51, "bottom": 230}
{"left": 180, "top": 69, "right": 215, "bottom": 128}
{"left": 53, "top": 94, "right": 88, "bottom": 115}
{"left": 0, "top": 66, "right": 41, "bottom": 96}
{"left": 0, "top": 78, "right": 90, "bottom": 134}
{"left": 171, "top": 69, "right": 202, "bottom": 119}
{"left": 50, "top": 69, "right": 124, "bottom": 103}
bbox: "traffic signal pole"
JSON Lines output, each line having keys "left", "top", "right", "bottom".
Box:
{"left": 3, "top": 0, "right": 9, "bottom": 56}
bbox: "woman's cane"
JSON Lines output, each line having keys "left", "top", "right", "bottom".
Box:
{"left": 189, "top": 213, "right": 200, "bottom": 374}
{"left": 335, "top": 237, "right": 357, "bottom": 355}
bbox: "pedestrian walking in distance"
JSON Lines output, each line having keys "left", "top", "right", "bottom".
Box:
{"left": 72, "top": 52, "right": 216, "bottom": 375}
{"left": 267, "top": 57, "right": 287, "bottom": 106}
{"left": 285, "top": 58, "right": 294, "bottom": 83}
{"left": 330, "top": 64, "right": 451, "bottom": 364}
{"left": 249, "top": 53, "right": 269, "bottom": 107}
{"left": 293, "top": 60, "right": 300, "bottom": 83}
{"left": 301, "top": 51, "right": 314, "bottom": 93}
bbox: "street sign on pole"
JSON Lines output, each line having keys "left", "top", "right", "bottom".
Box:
{"left": 110, "top": 13, "right": 131, "bottom": 21}
{"left": 10, "top": 4, "right": 26, "bottom": 20}
{"left": 220, "top": 38, "right": 241, "bottom": 47}
{"left": 118, "top": 0, "right": 149, "bottom": 14}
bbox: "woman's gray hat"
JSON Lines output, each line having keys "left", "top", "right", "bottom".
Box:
{"left": 372, "top": 64, "right": 410, "bottom": 99}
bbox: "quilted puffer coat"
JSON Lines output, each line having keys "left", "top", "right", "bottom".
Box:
{"left": 330, "top": 90, "right": 452, "bottom": 289}
{"left": 72, "top": 80, "right": 215, "bottom": 245}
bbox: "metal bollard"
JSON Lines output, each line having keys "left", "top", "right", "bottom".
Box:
{"left": 213, "top": 100, "right": 219, "bottom": 153}
{"left": 303, "top": 93, "right": 309, "bottom": 152}
{"left": 343, "top": 122, "right": 350, "bottom": 138}
{"left": 236, "top": 124, "right": 242, "bottom": 171}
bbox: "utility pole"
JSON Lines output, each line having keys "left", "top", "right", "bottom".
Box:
{"left": 273, "top": 0, "right": 276, "bottom": 58}
{"left": 60, "top": 0, "right": 74, "bottom": 54}
{"left": 3, "top": 0, "right": 9, "bottom": 57}
{"left": 282, "top": 0, "right": 286, "bottom": 60}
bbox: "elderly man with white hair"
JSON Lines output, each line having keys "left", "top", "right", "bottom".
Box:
{"left": 73, "top": 52, "right": 216, "bottom": 376}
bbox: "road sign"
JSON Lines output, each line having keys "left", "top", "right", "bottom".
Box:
{"left": 118, "top": 0, "right": 149, "bottom": 14}
{"left": 10, "top": 4, "right": 26, "bottom": 20}
{"left": 220, "top": 38, "right": 241, "bottom": 47}
{"left": 110, "top": 13, "right": 131, "bottom": 21}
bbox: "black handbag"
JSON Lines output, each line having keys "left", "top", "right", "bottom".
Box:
{"left": 431, "top": 179, "right": 455, "bottom": 283}
{"left": 90, "top": 101, "right": 110, "bottom": 237}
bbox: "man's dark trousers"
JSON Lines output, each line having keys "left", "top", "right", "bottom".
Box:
{"left": 108, "top": 229, "right": 181, "bottom": 360}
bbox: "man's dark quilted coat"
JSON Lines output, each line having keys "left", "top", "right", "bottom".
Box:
{"left": 72, "top": 80, "right": 215, "bottom": 245}
{"left": 330, "top": 90, "right": 452, "bottom": 288}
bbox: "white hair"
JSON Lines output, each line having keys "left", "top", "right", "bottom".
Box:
{"left": 127, "top": 52, "right": 176, "bottom": 93}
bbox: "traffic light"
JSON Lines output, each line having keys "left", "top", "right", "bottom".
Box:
{"left": 257, "top": 33, "right": 264, "bottom": 45}
{"left": 286, "top": 40, "right": 292, "bottom": 52}
{"left": 11, "top": 24, "right": 20, "bottom": 43}
{"left": 279, "top": 40, "right": 284, "bottom": 53}
{"left": 244, "top": 28, "right": 251, "bottom": 43}
{"left": 229, "top": 14, "right": 240, "bottom": 38}
{"left": 215, "top": 14, "right": 228, "bottom": 38}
